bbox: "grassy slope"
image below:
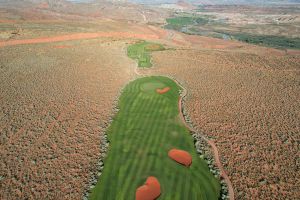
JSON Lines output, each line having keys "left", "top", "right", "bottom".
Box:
{"left": 127, "top": 41, "right": 165, "bottom": 68}
{"left": 89, "top": 76, "right": 220, "bottom": 200}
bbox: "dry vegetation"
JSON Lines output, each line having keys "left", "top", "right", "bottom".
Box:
{"left": 0, "top": 3, "right": 168, "bottom": 199}
{"left": 1, "top": 1, "right": 300, "bottom": 200}
{"left": 0, "top": 39, "right": 135, "bottom": 199}
{"left": 146, "top": 49, "right": 300, "bottom": 199}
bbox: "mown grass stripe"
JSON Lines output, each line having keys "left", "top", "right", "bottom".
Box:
{"left": 127, "top": 41, "right": 165, "bottom": 68}
{"left": 124, "top": 111, "right": 159, "bottom": 197}
{"left": 89, "top": 76, "right": 220, "bottom": 200}
{"left": 118, "top": 94, "right": 158, "bottom": 196}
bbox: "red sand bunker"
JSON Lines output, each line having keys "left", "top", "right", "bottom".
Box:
{"left": 136, "top": 176, "right": 161, "bottom": 200}
{"left": 168, "top": 149, "right": 192, "bottom": 167}
{"left": 156, "top": 87, "right": 170, "bottom": 94}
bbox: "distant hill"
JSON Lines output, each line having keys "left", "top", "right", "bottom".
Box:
{"left": 129, "top": 0, "right": 300, "bottom": 5}
{"left": 1, "top": 0, "right": 299, "bottom": 5}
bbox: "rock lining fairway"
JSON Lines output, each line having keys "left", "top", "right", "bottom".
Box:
{"left": 89, "top": 76, "right": 220, "bottom": 200}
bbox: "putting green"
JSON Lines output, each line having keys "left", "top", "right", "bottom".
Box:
{"left": 89, "top": 76, "right": 220, "bottom": 200}
{"left": 127, "top": 41, "right": 165, "bottom": 68}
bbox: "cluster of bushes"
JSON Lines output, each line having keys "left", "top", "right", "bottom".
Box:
{"left": 231, "top": 33, "right": 300, "bottom": 49}
{"left": 152, "top": 49, "right": 300, "bottom": 199}
{"left": 164, "top": 15, "right": 300, "bottom": 50}
{"left": 165, "top": 16, "right": 209, "bottom": 31}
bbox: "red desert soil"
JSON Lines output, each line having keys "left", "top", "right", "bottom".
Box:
{"left": 132, "top": 25, "right": 166, "bottom": 40}
{"left": 156, "top": 87, "right": 170, "bottom": 94}
{"left": 53, "top": 45, "right": 72, "bottom": 49}
{"left": 168, "top": 149, "right": 192, "bottom": 167}
{"left": 0, "top": 39, "right": 136, "bottom": 200}
{"left": 183, "top": 34, "right": 243, "bottom": 49}
{"left": 0, "top": 32, "right": 159, "bottom": 48}
{"left": 0, "top": 19, "right": 16, "bottom": 23}
{"left": 136, "top": 177, "right": 161, "bottom": 200}
{"left": 175, "top": 83, "right": 233, "bottom": 199}
{"left": 145, "top": 48, "right": 300, "bottom": 200}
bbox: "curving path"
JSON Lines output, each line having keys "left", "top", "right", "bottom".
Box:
{"left": 175, "top": 80, "right": 235, "bottom": 200}
{"left": 0, "top": 32, "right": 159, "bottom": 48}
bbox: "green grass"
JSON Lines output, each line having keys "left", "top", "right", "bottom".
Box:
{"left": 231, "top": 33, "right": 300, "bottom": 49}
{"left": 89, "top": 76, "right": 221, "bottom": 200}
{"left": 164, "top": 15, "right": 300, "bottom": 49}
{"left": 165, "top": 16, "right": 209, "bottom": 31}
{"left": 127, "top": 41, "right": 165, "bottom": 68}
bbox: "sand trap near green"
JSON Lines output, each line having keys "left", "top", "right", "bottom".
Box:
{"left": 89, "top": 76, "right": 220, "bottom": 200}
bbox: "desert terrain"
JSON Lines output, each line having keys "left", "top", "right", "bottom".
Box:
{"left": 0, "top": 0, "right": 299, "bottom": 200}
{"left": 164, "top": 4, "right": 300, "bottom": 49}
{"left": 144, "top": 48, "right": 300, "bottom": 199}
{"left": 0, "top": 38, "right": 137, "bottom": 199}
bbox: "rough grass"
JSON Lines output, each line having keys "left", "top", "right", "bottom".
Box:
{"left": 89, "top": 76, "right": 220, "bottom": 200}
{"left": 127, "top": 41, "right": 165, "bottom": 68}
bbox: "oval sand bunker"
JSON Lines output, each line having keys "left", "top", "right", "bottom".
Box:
{"left": 168, "top": 149, "right": 192, "bottom": 167}
{"left": 136, "top": 177, "right": 161, "bottom": 200}
{"left": 156, "top": 87, "right": 170, "bottom": 94}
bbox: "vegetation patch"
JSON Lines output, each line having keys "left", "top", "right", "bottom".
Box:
{"left": 89, "top": 76, "right": 220, "bottom": 200}
{"left": 194, "top": 5, "right": 206, "bottom": 12}
{"left": 231, "top": 33, "right": 300, "bottom": 49}
{"left": 164, "top": 16, "right": 209, "bottom": 32}
{"left": 164, "top": 13, "right": 300, "bottom": 50}
{"left": 127, "top": 41, "right": 165, "bottom": 68}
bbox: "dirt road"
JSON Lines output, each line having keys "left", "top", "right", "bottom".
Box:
{"left": 0, "top": 32, "right": 159, "bottom": 48}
